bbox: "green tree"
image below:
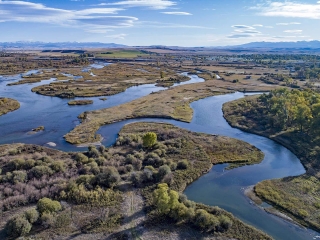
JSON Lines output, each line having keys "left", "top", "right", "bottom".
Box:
{"left": 143, "top": 132, "right": 157, "bottom": 148}
{"left": 295, "top": 103, "right": 312, "bottom": 132}
{"left": 153, "top": 183, "right": 171, "bottom": 214}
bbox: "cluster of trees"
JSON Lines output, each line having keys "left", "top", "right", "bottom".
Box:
{"left": 259, "top": 88, "right": 320, "bottom": 133}
{"left": 5, "top": 197, "right": 62, "bottom": 238}
{"left": 297, "top": 68, "right": 320, "bottom": 80}
{"left": 152, "top": 184, "right": 232, "bottom": 232}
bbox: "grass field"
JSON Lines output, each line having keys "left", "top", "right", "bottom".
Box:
{"left": 95, "top": 50, "right": 151, "bottom": 58}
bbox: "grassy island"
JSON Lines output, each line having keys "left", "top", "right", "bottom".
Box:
{"left": 0, "top": 98, "right": 20, "bottom": 116}
{"left": 68, "top": 100, "right": 93, "bottom": 106}
{"left": 223, "top": 88, "right": 320, "bottom": 231}
{"left": 0, "top": 122, "right": 269, "bottom": 239}
{"left": 64, "top": 76, "right": 277, "bottom": 145}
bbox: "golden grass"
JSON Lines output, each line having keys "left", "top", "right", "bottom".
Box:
{"left": 0, "top": 98, "right": 20, "bottom": 116}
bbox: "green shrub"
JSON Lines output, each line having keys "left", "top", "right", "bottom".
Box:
{"left": 194, "top": 209, "right": 219, "bottom": 232}
{"left": 143, "top": 132, "right": 157, "bottom": 148}
{"left": 298, "top": 209, "right": 309, "bottom": 218}
{"left": 40, "top": 212, "right": 56, "bottom": 228}
{"left": 37, "top": 198, "right": 62, "bottom": 215}
{"left": 219, "top": 215, "right": 233, "bottom": 229}
{"left": 12, "top": 170, "right": 27, "bottom": 184}
{"left": 177, "top": 160, "right": 189, "bottom": 170}
{"left": 125, "top": 164, "right": 133, "bottom": 173}
{"left": 24, "top": 159, "right": 36, "bottom": 169}
{"left": 30, "top": 166, "right": 53, "bottom": 178}
{"left": 24, "top": 208, "right": 39, "bottom": 224}
{"left": 97, "top": 166, "right": 120, "bottom": 188}
{"left": 76, "top": 175, "right": 97, "bottom": 188}
{"left": 8, "top": 158, "right": 25, "bottom": 171}
{"left": 74, "top": 152, "right": 89, "bottom": 164}
{"left": 50, "top": 161, "right": 65, "bottom": 173}
{"left": 157, "top": 165, "right": 171, "bottom": 181}
{"left": 55, "top": 212, "right": 72, "bottom": 228}
{"left": 88, "top": 146, "right": 100, "bottom": 158}
{"left": 5, "top": 216, "right": 32, "bottom": 238}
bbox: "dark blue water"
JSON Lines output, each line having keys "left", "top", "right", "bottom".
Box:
{"left": 0, "top": 69, "right": 318, "bottom": 239}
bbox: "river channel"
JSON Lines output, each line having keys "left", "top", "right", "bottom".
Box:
{"left": 0, "top": 69, "right": 319, "bottom": 239}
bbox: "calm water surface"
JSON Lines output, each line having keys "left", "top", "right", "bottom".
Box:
{"left": 0, "top": 69, "right": 318, "bottom": 239}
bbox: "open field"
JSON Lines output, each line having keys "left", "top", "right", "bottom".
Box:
{"left": 0, "top": 122, "right": 270, "bottom": 239}
{"left": 0, "top": 98, "right": 20, "bottom": 116}
{"left": 95, "top": 49, "right": 151, "bottom": 58}
{"left": 223, "top": 91, "right": 320, "bottom": 231}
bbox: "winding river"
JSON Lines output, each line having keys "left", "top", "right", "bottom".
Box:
{"left": 0, "top": 70, "right": 319, "bottom": 239}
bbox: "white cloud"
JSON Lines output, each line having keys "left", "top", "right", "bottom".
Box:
{"left": 284, "top": 29, "right": 303, "bottom": 34}
{"left": 228, "top": 25, "right": 261, "bottom": 38}
{"left": 99, "top": 0, "right": 176, "bottom": 10}
{"left": 252, "top": 2, "right": 320, "bottom": 19}
{"left": 136, "top": 21, "right": 215, "bottom": 29}
{"left": 0, "top": 1, "right": 138, "bottom": 30}
{"left": 252, "top": 24, "right": 263, "bottom": 27}
{"left": 232, "top": 25, "right": 255, "bottom": 30}
{"left": 105, "top": 33, "right": 127, "bottom": 39}
{"left": 228, "top": 34, "right": 255, "bottom": 39}
{"left": 276, "top": 22, "right": 301, "bottom": 26}
{"left": 161, "top": 12, "right": 192, "bottom": 15}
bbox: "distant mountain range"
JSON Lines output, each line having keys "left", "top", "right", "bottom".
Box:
{"left": 1, "top": 40, "right": 320, "bottom": 50}
{"left": 234, "top": 41, "right": 320, "bottom": 49}
{"left": 0, "top": 41, "right": 127, "bottom": 49}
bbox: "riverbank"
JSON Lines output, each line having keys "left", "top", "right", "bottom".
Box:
{"left": 0, "top": 122, "right": 270, "bottom": 239}
{"left": 0, "top": 97, "right": 20, "bottom": 116}
{"left": 223, "top": 93, "right": 320, "bottom": 232}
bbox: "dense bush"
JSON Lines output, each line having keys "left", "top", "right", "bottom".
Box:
{"left": 152, "top": 184, "right": 232, "bottom": 233}
{"left": 97, "top": 166, "right": 120, "bottom": 188}
{"left": 24, "top": 208, "right": 39, "bottom": 224}
{"left": 177, "top": 160, "right": 189, "bottom": 170}
{"left": 5, "top": 215, "right": 32, "bottom": 238}
{"left": 37, "top": 197, "right": 62, "bottom": 215}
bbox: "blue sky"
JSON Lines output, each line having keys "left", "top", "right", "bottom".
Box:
{"left": 0, "top": 0, "right": 319, "bottom": 46}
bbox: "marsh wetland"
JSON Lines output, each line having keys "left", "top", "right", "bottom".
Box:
{"left": 1, "top": 51, "right": 320, "bottom": 239}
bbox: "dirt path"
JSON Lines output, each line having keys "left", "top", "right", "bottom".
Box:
{"left": 117, "top": 186, "right": 146, "bottom": 240}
